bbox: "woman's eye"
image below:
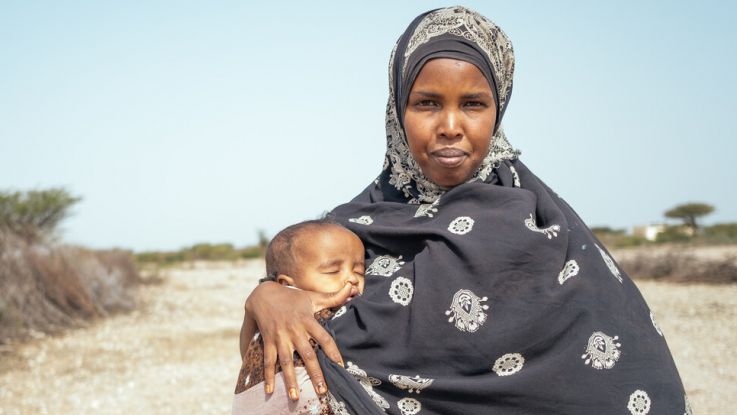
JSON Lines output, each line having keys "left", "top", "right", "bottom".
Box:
{"left": 416, "top": 100, "right": 437, "bottom": 107}
{"left": 464, "top": 101, "right": 486, "bottom": 108}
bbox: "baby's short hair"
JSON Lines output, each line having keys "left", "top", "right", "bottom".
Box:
{"left": 263, "top": 218, "right": 338, "bottom": 282}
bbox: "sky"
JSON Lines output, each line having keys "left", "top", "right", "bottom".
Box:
{"left": 1, "top": 1, "right": 736, "bottom": 251}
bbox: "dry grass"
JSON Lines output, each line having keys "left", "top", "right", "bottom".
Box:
{"left": 0, "top": 260, "right": 258, "bottom": 415}
{"left": 614, "top": 245, "right": 737, "bottom": 284}
{"left": 0, "top": 231, "right": 139, "bottom": 343}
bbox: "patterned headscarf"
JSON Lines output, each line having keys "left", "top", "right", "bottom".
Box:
{"left": 318, "top": 6, "right": 688, "bottom": 415}
{"left": 381, "top": 6, "right": 519, "bottom": 204}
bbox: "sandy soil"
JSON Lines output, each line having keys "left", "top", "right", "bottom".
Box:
{"left": 1, "top": 258, "right": 735, "bottom": 414}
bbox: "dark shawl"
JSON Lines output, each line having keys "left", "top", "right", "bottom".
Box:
{"left": 317, "top": 6, "right": 689, "bottom": 415}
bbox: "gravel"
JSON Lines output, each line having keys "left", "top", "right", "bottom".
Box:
{"left": 1, "top": 259, "right": 734, "bottom": 414}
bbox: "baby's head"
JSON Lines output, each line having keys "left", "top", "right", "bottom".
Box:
{"left": 265, "top": 219, "right": 365, "bottom": 296}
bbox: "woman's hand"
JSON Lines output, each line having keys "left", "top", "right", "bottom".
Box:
{"left": 245, "top": 281, "right": 355, "bottom": 400}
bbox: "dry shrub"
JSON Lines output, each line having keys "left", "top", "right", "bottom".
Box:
{"left": 619, "top": 248, "right": 737, "bottom": 284}
{"left": 0, "top": 231, "right": 139, "bottom": 343}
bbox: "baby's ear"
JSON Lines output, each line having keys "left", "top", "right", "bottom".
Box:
{"left": 276, "top": 274, "right": 295, "bottom": 287}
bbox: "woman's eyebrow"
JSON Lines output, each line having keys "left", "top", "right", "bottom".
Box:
{"left": 411, "top": 91, "right": 442, "bottom": 98}
{"left": 411, "top": 91, "right": 491, "bottom": 100}
{"left": 461, "top": 92, "right": 492, "bottom": 99}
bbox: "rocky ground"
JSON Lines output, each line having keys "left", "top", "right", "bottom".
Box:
{"left": 1, "top": 257, "right": 735, "bottom": 414}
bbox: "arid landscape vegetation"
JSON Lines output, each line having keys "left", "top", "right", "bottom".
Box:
{"left": 2, "top": 190, "right": 736, "bottom": 414}
{"left": 1, "top": 251, "right": 736, "bottom": 414}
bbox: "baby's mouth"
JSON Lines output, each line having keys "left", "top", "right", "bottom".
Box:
{"left": 346, "top": 286, "right": 360, "bottom": 301}
{"left": 431, "top": 148, "right": 468, "bottom": 168}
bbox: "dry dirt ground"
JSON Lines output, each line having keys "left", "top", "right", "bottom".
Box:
{"left": 1, "top": 257, "right": 736, "bottom": 414}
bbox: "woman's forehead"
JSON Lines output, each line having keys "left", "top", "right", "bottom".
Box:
{"left": 410, "top": 58, "right": 493, "bottom": 93}
{"left": 392, "top": 6, "right": 515, "bottom": 126}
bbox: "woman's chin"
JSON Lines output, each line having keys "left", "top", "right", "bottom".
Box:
{"left": 427, "top": 172, "right": 471, "bottom": 189}
{"left": 422, "top": 161, "right": 479, "bottom": 189}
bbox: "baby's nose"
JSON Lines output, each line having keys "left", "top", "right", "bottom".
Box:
{"left": 345, "top": 273, "right": 359, "bottom": 285}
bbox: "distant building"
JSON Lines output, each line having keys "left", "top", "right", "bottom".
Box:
{"left": 632, "top": 224, "right": 666, "bottom": 241}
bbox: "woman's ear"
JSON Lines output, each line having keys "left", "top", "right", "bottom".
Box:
{"left": 276, "top": 274, "right": 295, "bottom": 287}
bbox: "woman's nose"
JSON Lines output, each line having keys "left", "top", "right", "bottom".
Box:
{"left": 438, "top": 109, "right": 462, "bottom": 140}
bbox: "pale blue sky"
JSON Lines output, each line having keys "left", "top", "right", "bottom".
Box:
{"left": 1, "top": 1, "right": 735, "bottom": 251}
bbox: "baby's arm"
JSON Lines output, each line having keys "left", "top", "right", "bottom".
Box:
{"left": 239, "top": 308, "right": 257, "bottom": 360}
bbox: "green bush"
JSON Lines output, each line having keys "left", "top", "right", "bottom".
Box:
{"left": 240, "top": 246, "right": 262, "bottom": 259}
{"left": 655, "top": 226, "right": 692, "bottom": 244}
{"left": 136, "top": 242, "right": 264, "bottom": 265}
{"left": 704, "top": 223, "right": 737, "bottom": 243}
{"left": 592, "top": 226, "right": 648, "bottom": 249}
{"left": 187, "top": 243, "right": 239, "bottom": 261}
{"left": 0, "top": 188, "right": 81, "bottom": 242}
{"left": 591, "top": 226, "right": 626, "bottom": 236}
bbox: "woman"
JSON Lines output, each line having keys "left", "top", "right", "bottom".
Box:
{"left": 244, "top": 6, "right": 688, "bottom": 414}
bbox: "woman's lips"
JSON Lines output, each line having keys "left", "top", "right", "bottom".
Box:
{"left": 431, "top": 148, "right": 468, "bottom": 168}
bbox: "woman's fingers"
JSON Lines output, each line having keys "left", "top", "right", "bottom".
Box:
{"left": 309, "top": 282, "right": 355, "bottom": 312}
{"left": 277, "top": 341, "right": 300, "bottom": 401}
{"left": 305, "top": 317, "right": 344, "bottom": 367}
{"left": 293, "top": 328, "right": 328, "bottom": 396}
{"left": 303, "top": 287, "right": 347, "bottom": 369}
{"left": 246, "top": 282, "right": 345, "bottom": 397}
{"left": 262, "top": 341, "right": 277, "bottom": 394}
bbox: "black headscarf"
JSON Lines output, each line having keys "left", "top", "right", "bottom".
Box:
{"left": 317, "top": 6, "right": 689, "bottom": 415}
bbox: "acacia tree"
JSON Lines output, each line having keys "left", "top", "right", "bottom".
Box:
{"left": 0, "top": 188, "right": 81, "bottom": 242}
{"left": 664, "top": 202, "right": 714, "bottom": 232}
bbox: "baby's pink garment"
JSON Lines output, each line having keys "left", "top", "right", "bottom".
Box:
{"left": 232, "top": 367, "right": 331, "bottom": 415}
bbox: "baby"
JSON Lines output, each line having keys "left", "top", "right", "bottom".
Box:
{"left": 233, "top": 219, "right": 365, "bottom": 414}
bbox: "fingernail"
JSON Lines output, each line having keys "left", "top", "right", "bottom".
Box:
{"left": 317, "top": 382, "right": 327, "bottom": 395}
{"left": 289, "top": 387, "right": 298, "bottom": 400}
{"left": 338, "top": 361, "right": 344, "bottom": 368}
{"left": 265, "top": 384, "right": 273, "bottom": 394}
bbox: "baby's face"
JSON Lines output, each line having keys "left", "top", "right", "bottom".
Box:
{"left": 290, "top": 226, "right": 365, "bottom": 297}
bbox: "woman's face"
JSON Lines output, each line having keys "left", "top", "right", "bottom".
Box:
{"left": 403, "top": 58, "right": 497, "bottom": 189}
